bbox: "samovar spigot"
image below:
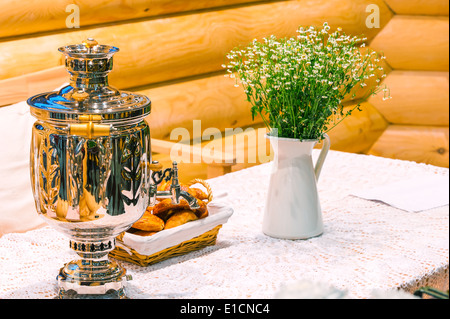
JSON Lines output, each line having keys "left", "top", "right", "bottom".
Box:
{"left": 150, "top": 161, "right": 200, "bottom": 209}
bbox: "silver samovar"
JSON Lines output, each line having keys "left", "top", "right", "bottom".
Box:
{"left": 28, "top": 38, "right": 199, "bottom": 298}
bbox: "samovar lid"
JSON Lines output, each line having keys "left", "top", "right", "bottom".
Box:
{"left": 27, "top": 38, "right": 151, "bottom": 124}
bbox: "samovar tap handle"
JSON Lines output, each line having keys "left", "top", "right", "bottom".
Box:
{"left": 169, "top": 162, "right": 181, "bottom": 204}
{"left": 149, "top": 161, "right": 200, "bottom": 209}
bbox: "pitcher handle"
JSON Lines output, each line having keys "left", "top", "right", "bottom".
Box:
{"left": 314, "top": 133, "right": 330, "bottom": 181}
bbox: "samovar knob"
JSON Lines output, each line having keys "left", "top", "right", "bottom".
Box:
{"left": 72, "top": 90, "right": 89, "bottom": 102}
{"left": 83, "top": 38, "right": 98, "bottom": 48}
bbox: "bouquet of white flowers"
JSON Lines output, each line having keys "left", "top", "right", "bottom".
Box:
{"left": 225, "top": 22, "right": 391, "bottom": 141}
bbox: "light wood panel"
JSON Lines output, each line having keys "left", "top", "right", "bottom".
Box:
{"left": 191, "top": 101, "right": 389, "bottom": 172}
{"left": 151, "top": 136, "right": 236, "bottom": 179}
{"left": 0, "top": 66, "right": 67, "bottom": 107}
{"left": 140, "top": 73, "right": 256, "bottom": 141}
{"left": 150, "top": 137, "right": 236, "bottom": 165}
{"left": 141, "top": 76, "right": 390, "bottom": 152}
{"left": 156, "top": 123, "right": 268, "bottom": 178}
{"left": 369, "top": 71, "right": 449, "bottom": 126}
{"left": 0, "top": 0, "right": 264, "bottom": 39}
{"left": 152, "top": 101, "right": 389, "bottom": 178}
{"left": 0, "top": 0, "right": 393, "bottom": 89}
{"left": 150, "top": 125, "right": 268, "bottom": 182}
{"left": 368, "top": 125, "right": 449, "bottom": 167}
{"left": 327, "top": 102, "right": 389, "bottom": 154}
{"left": 1, "top": 0, "right": 446, "bottom": 172}
{"left": 384, "top": 0, "right": 449, "bottom": 16}
{"left": 199, "top": 124, "right": 271, "bottom": 172}
{"left": 0, "top": 46, "right": 392, "bottom": 108}
{"left": 370, "top": 15, "right": 449, "bottom": 71}
{"left": 151, "top": 153, "right": 208, "bottom": 183}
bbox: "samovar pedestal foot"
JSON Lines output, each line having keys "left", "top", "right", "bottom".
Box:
{"left": 56, "top": 287, "right": 129, "bottom": 299}
{"left": 55, "top": 256, "right": 133, "bottom": 299}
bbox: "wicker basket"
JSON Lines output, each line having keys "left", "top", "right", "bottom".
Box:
{"left": 110, "top": 225, "right": 222, "bottom": 266}
{"left": 109, "top": 179, "right": 232, "bottom": 267}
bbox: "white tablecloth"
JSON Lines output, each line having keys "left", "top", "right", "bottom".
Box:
{"left": 0, "top": 150, "right": 448, "bottom": 299}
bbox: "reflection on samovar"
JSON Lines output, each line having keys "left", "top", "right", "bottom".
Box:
{"left": 28, "top": 38, "right": 199, "bottom": 298}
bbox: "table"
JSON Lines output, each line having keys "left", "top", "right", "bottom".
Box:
{"left": 0, "top": 150, "right": 448, "bottom": 299}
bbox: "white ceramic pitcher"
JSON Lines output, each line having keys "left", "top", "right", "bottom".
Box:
{"left": 263, "top": 134, "right": 330, "bottom": 240}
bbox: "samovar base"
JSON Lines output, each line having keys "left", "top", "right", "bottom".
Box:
{"left": 56, "top": 288, "right": 128, "bottom": 299}
{"left": 56, "top": 257, "right": 132, "bottom": 299}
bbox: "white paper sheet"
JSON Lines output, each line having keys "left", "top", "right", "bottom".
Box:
{"left": 351, "top": 174, "right": 449, "bottom": 213}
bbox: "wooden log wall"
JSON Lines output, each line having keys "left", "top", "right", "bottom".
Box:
{"left": 0, "top": 0, "right": 448, "bottom": 181}
{"left": 368, "top": 1, "right": 449, "bottom": 167}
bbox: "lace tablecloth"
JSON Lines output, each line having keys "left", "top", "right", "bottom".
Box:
{"left": 0, "top": 150, "right": 448, "bottom": 299}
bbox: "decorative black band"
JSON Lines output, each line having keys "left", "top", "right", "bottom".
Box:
{"left": 70, "top": 239, "right": 115, "bottom": 253}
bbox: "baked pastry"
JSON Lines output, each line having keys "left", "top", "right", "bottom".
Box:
{"left": 131, "top": 211, "right": 165, "bottom": 232}
{"left": 153, "top": 198, "right": 208, "bottom": 220}
{"left": 164, "top": 210, "right": 198, "bottom": 229}
{"left": 152, "top": 199, "right": 178, "bottom": 220}
{"left": 129, "top": 178, "right": 211, "bottom": 236}
{"left": 187, "top": 187, "right": 209, "bottom": 201}
{"left": 193, "top": 200, "right": 208, "bottom": 219}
